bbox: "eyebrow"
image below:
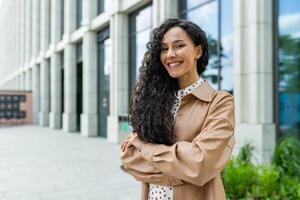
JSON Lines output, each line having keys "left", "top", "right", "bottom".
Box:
{"left": 161, "top": 40, "right": 185, "bottom": 45}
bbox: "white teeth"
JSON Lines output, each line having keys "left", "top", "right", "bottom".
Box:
{"left": 169, "top": 62, "right": 181, "bottom": 68}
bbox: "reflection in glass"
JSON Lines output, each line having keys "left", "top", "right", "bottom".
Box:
{"left": 98, "top": 0, "right": 108, "bottom": 14}
{"left": 61, "top": 0, "right": 64, "bottom": 38}
{"left": 76, "top": 0, "right": 82, "bottom": 28}
{"left": 136, "top": 29, "right": 151, "bottom": 78}
{"left": 135, "top": 6, "right": 152, "bottom": 32}
{"left": 129, "top": 5, "right": 152, "bottom": 93}
{"left": 180, "top": 0, "right": 211, "bottom": 12}
{"left": 180, "top": 0, "right": 233, "bottom": 93}
{"left": 278, "top": 0, "right": 300, "bottom": 136}
{"left": 104, "top": 38, "right": 111, "bottom": 76}
{"left": 220, "top": 0, "right": 233, "bottom": 92}
{"left": 186, "top": 1, "right": 219, "bottom": 89}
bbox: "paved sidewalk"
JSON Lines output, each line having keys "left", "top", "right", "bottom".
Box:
{"left": 0, "top": 126, "right": 140, "bottom": 200}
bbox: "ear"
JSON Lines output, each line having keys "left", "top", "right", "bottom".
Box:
{"left": 195, "top": 45, "right": 202, "bottom": 59}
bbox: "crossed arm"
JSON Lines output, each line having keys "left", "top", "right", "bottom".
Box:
{"left": 120, "top": 94, "right": 235, "bottom": 187}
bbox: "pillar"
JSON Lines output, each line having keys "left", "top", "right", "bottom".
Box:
{"left": 233, "top": 0, "right": 276, "bottom": 164}
{"left": 107, "top": 12, "right": 129, "bottom": 143}
{"left": 81, "top": 0, "right": 98, "bottom": 136}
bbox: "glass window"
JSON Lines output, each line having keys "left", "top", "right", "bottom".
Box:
{"left": 98, "top": 0, "right": 108, "bottom": 14}
{"left": 179, "top": 0, "right": 233, "bottom": 93}
{"left": 129, "top": 5, "right": 152, "bottom": 94}
{"left": 76, "top": 0, "right": 82, "bottom": 28}
{"left": 220, "top": 0, "right": 233, "bottom": 93}
{"left": 278, "top": 0, "right": 300, "bottom": 136}
{"left": 61, "top": 0, "right": 64, "bottom": 39}
{"left": 179, "top": 0, "right": 211, "bottom": 15}
{"left": 97, "top": 28, "right": 111, "bottom": 137}
{"left": 48, "top": 0, "right": 51, "bottom": 44}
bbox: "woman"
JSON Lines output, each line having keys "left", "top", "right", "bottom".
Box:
{"left": 120, "top": 18, "right": 235, "bottom": 200}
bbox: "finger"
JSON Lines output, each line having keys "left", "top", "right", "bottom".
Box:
{"left": 124, "top": 139, "right": 132, "bottom": 151}
{"left": 124, "top": 140, "right": 130, "bottom": 152}
{"left": 121, "top": 140, "right": 126, "bottom": 151}
{"left": 121, "top": 139, "right": 128, "bottom": 151}
{"left": 122, "top": 140, "right": 128, "bottom": 152}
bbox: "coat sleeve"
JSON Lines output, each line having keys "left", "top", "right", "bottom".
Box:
{"left": 120, "top": 133, "right": 184, "bottom": 187}
{"left": 139, "top": 93, "right": 235, "bottom": 186}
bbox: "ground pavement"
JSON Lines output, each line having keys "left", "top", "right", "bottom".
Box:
{"left": 0, "top": 126, "right": 140, "bottom": 200}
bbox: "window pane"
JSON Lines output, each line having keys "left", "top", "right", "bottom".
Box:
{"left": 98, "top": 0, "right": 107, "bottom": 14}
{"left": 186, "top": 0, "right": 211, "bottom": 10}
{"left": 278, "top": 0, "right": 300, "bottom": 136}
{"left": 76, "top": 0, "right": 82, "bottom": 28}
{"left": 129, "top": 5, "right": 152, "bottom": 93}
{"left": 136, "top": 6, "right": 152, "bottom": 32}
{"left": 220, "top": 0, "right": 233, "bottom": 93}
{"left": 136, "top": 29, "right": 151, "bottom": 78}
{"left": 186, "top": 1, "right": 219, "bottom": 89}
{"left": 104, "top": 38, "right": 111, "bottom": 76}
{"left": 61, "top": 0, "right": 64, "bottom": 38}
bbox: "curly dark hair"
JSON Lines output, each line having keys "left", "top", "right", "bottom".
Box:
{"left": 129, "top": 18, "right": 209, "bottom": 145}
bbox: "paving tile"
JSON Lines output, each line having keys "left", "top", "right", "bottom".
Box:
{"left": 0, "top": 126, "right": 140, "bottom": 200}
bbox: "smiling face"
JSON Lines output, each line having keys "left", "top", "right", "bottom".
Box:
{"left": 160, "top": 26, "right": 202, "bottom": 88}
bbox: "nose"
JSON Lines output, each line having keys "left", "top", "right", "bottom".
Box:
{"left": 166, "top": 48, "right": 176, "bottom": 58}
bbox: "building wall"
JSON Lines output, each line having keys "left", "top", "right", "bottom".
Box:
{"left": 0, "top": 0, "right": 299, "bottom": 163}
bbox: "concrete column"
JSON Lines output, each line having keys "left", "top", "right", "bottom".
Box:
{"left": 51, "top": 0, "right": 62, "bottom": 45}
{"left": 49, "top": 0, "right": 63, "bottom": 129}
{"left": 50, "top": 53, "right": 62, "bottom": 129}
{"left": 32, "top": 65, "right": 40, "bottom": 125}
{"left": 25, "top": 70, "right": 30, "bottom": 90}
{"left": 81, "top": 32, "right": 98, "bottom": 136}
{"left": 80, "top": 0, "right": 98, "bottom": 136}
{"left": 107, "top": 13, "right": 129, "bottom": 143}
{"left": 62, "top": 0, "right": 77, "bottom": 132}
{"left": 25, "top": 0, "right": 32, "bottom": 62}
{"left": 32, "top": 0, "right": 40, "bottom": 57}
{"left": 40, "top": 0, "right": 50, "bottom": 51}
{"left": 20, "top": 72, "right": 25, "bottom": 90}
{"left": 152, "top": 0, "right": 178, "bottom": 27}
{"left": 233, "top": 0, "right": 275, "bottom": 164}
{"left": 64, "top": 0, "right": 76, "bottom": 35}
{"left": 20, "top": 0, "right": 25, "bottom": 66}
{"left": 63, "top": 44, "right": 77, "bottom": 132}
{"left": 82, "top": 0, "right": 97, "bottom": 26}
{"left": 39, "top": 59, "right": 50, "bottom": 126}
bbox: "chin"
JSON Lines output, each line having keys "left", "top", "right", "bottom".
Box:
{"left": 168, "top": 74, "right": 181, "bottom": 79}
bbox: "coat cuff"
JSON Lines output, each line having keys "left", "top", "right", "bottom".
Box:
{"left": 140, "top": 143, "right": 159, "bottom": 163}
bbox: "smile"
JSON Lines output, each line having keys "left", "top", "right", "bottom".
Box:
{"left": 168, "top": 62, "right": 182, "bottom": 68}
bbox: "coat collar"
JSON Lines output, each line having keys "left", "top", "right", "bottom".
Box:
{"left": 190, "top": 80, "right": 215, "bottom": 102}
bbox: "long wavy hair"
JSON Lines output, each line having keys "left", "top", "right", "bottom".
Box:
{"left": 129, "top": 18, "right": 209, "bottom": 145}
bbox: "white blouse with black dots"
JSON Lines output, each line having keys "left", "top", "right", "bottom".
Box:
{"left": 148, "top": 78, "right": 205, "bottom": 200}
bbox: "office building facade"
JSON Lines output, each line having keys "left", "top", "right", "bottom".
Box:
{"left": 0, "top": 0, "right": 299, "bottom": 163}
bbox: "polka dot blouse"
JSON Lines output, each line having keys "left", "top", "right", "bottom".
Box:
{"left": 148, "top": 78, "right": 205, "bottom": 200}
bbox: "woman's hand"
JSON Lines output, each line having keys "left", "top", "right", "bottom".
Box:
{"left": 121, "top": 132, "right": 143, "bottom": 152}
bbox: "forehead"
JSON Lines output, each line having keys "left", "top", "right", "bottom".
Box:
{"left": 162, "top": 26, "right": 193, "bottom": 44}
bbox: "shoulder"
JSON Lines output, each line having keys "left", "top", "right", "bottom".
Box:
{"left": 210, "top": 90, "right": 235, "bottom": 110}
{"left": 212, "top": 89, "right": 233, "bottom": 101}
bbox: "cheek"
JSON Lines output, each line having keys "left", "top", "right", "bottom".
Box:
{"left": 160, "top": 53, "right": 165, "bottom": 63}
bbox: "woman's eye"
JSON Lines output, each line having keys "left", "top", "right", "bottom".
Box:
{"left": 176, "top": 44, "right": 185, "bottom": 49}
{"left": 161, "top": 47, "right": 168, "bottom": 52}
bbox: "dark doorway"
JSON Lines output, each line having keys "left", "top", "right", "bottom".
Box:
{"left": 76, "top": 62, "right": 82, "bottom": 131}
{"left": 61, "top": 52, "right": 64, "bottom": 127}
{"left": 76, "top": 43, "right": 83, "bottom": 132}
{"left": 97, "top": 28, "right": 110, "bottom": 137}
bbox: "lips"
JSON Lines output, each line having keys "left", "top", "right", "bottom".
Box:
{"left": 168, "top": 61, "right": 182, "bottom": 68}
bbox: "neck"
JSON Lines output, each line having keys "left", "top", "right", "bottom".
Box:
{"left": 177, "top": 73, "right": 200, "bottom": 89}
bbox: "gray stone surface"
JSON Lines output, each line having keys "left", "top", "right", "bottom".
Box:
{"left": 0, "top": 126, "right": 139, "bottom": 200}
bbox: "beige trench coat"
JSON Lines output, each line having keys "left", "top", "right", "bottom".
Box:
{"left": 120, "top": 80, "right": 235, "bottom": 200}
